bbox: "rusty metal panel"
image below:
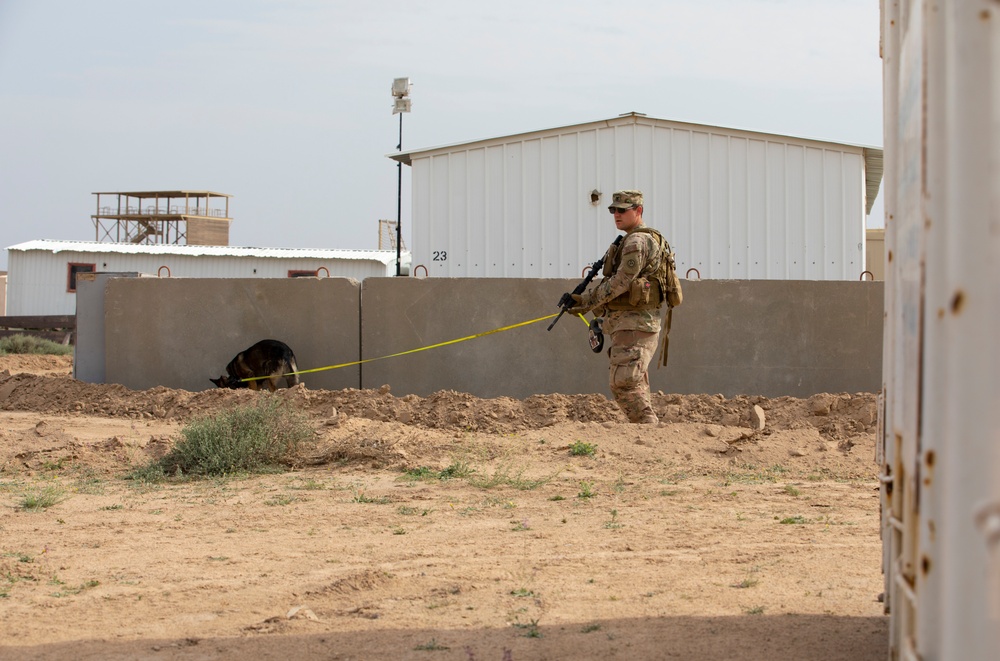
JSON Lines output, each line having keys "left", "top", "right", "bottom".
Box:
{"left": 881, "top": 0, "right": 1000, "bottom": 659}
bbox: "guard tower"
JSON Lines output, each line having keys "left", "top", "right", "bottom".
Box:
{"left": 92, "top": 190, "right": 233, "bottom": 246}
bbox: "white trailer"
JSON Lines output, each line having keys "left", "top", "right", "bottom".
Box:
{"left": 879, "top": 1, "right": 1000, "bottom": 659}
{"left": 5, "top": 240, "right": 408, "bottom": 316}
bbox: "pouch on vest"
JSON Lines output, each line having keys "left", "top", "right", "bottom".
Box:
{"left": 666, "top": 268, "right": 683, "bottom": 308}
{"left": 629, "top": 278, "right": 652, "bottom": 306}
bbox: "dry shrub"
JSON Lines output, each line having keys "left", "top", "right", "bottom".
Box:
{"left": 131, "top": 397, "right": 313, "bottom": 480}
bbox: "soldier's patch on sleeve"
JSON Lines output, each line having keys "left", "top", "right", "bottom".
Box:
{"left": 627, "top": 258, "right": 637, "bottom": 268}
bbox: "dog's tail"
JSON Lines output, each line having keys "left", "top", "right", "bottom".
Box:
{"left": 285, "top": 356, "right": 301, "bottom": 388}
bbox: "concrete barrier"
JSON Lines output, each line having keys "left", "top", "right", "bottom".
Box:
{"left": 103, "top": 277, "right": 360, "bottom": 392}
{"left": 75, "top": 272, "right": 148, "bottom": 383}
{"left": 360, "top": 278, "right": 607, "bottom": 398}
{"left": 86, "top": 277, "right": 882, "bottom": 398}
{"left": 360, "top": 278, "right": 883, "bottom": 398}
{"left": 664, "top": 280, "right": 883, "bottom": 397}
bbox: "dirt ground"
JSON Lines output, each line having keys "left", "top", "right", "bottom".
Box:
{"left": 0, "top": 354, "right": 888, "bottom": 660}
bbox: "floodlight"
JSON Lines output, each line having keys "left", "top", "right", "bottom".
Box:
{"left": 392, "top": 97, "right": 412, "bottom": 115}
{"left": 392, "top": 77, "right": 411, "bottom": 98}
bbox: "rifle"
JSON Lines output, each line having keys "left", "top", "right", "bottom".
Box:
{"left": 547, "top": 236, "right": 623, "bottom": 331}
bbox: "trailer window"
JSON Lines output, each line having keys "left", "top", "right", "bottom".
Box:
{"left": 67, "top": 263, "right": 96, "bottom": 292}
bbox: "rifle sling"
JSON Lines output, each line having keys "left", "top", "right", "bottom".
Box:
{"left": 658, "top": 306, "right": 673, "bottom": 369}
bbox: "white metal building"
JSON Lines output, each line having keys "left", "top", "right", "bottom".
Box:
{"left": 391, "top": 112, "right": 883, "bottom": 280}
{"left": 4, "top": 240, "right": 409, "bottom": 315}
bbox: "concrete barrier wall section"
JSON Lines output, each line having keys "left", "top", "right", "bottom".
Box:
{"left": 85, "top": 277, "right": 882, "bottom": 398}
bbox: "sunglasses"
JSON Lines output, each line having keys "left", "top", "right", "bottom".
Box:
{"left": 608, "top": 206, "right": 634, "bottom": 214}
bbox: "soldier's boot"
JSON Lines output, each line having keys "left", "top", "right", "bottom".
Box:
{"left": 616, "top": 398, "right": 658, "bottom": 425}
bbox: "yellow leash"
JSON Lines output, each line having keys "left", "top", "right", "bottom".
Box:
{"left": 241, "top": 311, "right": 590, "bottom": 382}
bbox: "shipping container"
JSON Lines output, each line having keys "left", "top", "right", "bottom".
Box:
{"left": 879, "top": 1, "right": 1000, "bottom": 659}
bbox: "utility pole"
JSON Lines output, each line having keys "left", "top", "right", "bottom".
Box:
{"left": 391, "top": 78, "right": 411, "bottom": 276}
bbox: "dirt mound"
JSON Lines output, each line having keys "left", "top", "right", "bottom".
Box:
{"left": 0, "top": 365, "right": 880, "bottom": 485}
{"left": 0, "top": 369, "right": 876, "bottom": 439}
{"left": 0, "top": 354, "right": 879, "bottom": 482}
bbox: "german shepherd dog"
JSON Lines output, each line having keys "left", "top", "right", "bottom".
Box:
{"left": 210, "top": 339, "right": 300, "bottom": 391}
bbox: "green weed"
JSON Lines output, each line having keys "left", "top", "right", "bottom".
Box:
{"left": 603, "top": 509, "right": 623, "bottom": 529}
{"left": 19, "top": 484, "right": 67, "bottom": 511}
{"left": 50, "top": 579, "right": 100, "bottom": 598}
{"left": 289, "top": 478, "right": 327, "bottom": 491}
{"left": 723, "top": 463, "right": 790, "bottom": 485}
{"left": 569, "top": 441, "right": 597, "bottom": 457}
{"left": 512, "top": 618, "right": 542, "bottom": 638}
{"left": 402, "top": 462, "right": 472, "bottom": 481}
{"left": 779, "top": 515, "right": 808, "bottom": 525}
{"left": 2, "top": 551, "right": 34, "bottom": 563}
{"left": 468, "top": 462, "right": 558, "bottom": 490}
{"left": 129, "top": 398, "right": 313, "bottom": 480}
{"left": 40, "top": 457, "right": 69, "bottom": 471}
{"left": 438, "top": 462, "right": 472, "bottom": 479}
{"left": 660, "top": 471, "right": 690, "bottom": 485}
{"left": 0, "top": 334, "right": 73, "bottom": 356}
{"left": 352, "top": 490, "right": 391, "bottom": 504}
{"left": 264, "top": 494, "right": 297, "bottom": 506}
{"left": 397, "top": 505, "right": 432, "bottom": 516}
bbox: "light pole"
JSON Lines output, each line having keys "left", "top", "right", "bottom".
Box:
{"left": 391, "top": 77, "right": 411, "bottom": 276}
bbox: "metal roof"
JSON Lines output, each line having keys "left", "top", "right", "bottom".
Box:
{"left": 91, "top": 190, "right": 233, "bottom": 199}
{"left": 6, "top": 239, "right": 403, "bottom": 265}
{"left": 388, "top": 112, "right": 884, "bottom": 215}
{"left": 861, "top": 147, "right": 884, "bottom": 216}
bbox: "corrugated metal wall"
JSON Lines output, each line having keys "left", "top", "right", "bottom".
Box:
{"left": 5, "top": 250, "right": 393, "bottom": 315}
{"left": 410, "top": 116, "right": 868, "bottom": 280}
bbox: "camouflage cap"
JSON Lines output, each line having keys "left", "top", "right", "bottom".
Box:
{"left": 608, "top": 189, "right": 643, "bottom": 210}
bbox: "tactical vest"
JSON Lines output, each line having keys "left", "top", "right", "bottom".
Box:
{"left": 602, "top": 227, "right": 671, "bottom": 311}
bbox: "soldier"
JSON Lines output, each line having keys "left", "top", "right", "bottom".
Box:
{"left": 567, "top": 190, "right": 670, "bottom": 424}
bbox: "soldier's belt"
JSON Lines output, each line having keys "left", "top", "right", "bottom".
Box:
{"left": 604, "top": 300, "right": 663, "bottom": 311}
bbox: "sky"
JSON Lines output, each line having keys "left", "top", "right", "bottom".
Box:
{"left": 0, "top": 0, "right": 884, "bottom": 271}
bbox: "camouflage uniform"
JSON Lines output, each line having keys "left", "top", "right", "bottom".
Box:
{"left": 578, "top": 190, "right": 666, "bottom": 424}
